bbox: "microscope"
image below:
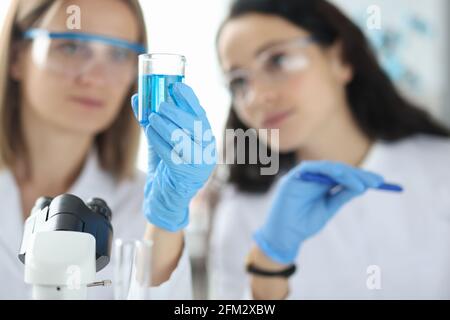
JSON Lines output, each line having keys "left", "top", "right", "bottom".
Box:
{"left": 18, "top": 194, "right": 113, "bottom": 300}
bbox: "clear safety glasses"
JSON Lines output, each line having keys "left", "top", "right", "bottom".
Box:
{"left": 224, "top": 36, "right": 316, "bottom": 110}
{"left": 23, "top": 28, "right": 146, "bottom": 85}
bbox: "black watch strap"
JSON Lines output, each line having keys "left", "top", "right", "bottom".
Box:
{"left": 246, "top": 263, "right": 296, "bottom": 278}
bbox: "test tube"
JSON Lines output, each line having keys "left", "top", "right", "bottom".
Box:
{"left": 138, "top": 53, "right": 186, "bottom": 124}
{"left": 113, "top": 239, "right": 152, "bottom": 300}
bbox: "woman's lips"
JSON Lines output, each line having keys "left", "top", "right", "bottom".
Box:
{"left": 69, "top": 96, "right": 105, "bottom": 109}
{"left": 262, "top": 110, "right": 294, "bottom": 128}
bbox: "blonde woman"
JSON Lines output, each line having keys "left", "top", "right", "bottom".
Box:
{"left": 0, "top": 0, "right": 215, "bottom": 299}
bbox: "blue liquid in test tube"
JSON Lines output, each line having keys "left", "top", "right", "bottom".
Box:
{"left": 138, "top": 54, "right": 186, "bottom": 124}
{"left": 138, "top": 74, "right": 184, "bottom": 122}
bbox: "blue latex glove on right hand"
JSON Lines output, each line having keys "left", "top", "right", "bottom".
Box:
{"left": 131, "top": 83, "right": 217, "bottom": 232}
{"left": 254, "top": 161, "right": 384, "bottom": 264}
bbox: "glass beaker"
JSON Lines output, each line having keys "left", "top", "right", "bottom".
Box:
{"left": 138, "top": 53, "right": 186, "bottom": 123}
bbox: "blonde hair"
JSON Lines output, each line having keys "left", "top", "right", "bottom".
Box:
{"left": 0, "top": 0, "right": 148, "bottom": 180}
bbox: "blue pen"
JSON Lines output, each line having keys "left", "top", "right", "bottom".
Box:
{"left": 299, "top": 172, "right": 403, "bottom": 193}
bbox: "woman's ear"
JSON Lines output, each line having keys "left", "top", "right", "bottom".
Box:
{"left": 327, "top": 41, "right": 353, "bottom": 85}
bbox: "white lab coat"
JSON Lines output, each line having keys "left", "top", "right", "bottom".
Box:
{"left": 209, "top": 134, "right": 450, "bottom": 299}
{"left": 0, "top": 149, "right": 192, "bottom": 300}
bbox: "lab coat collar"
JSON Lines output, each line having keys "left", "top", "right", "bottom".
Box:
{"left": 359, "top": 140, "right": 387, "bottom": 171}
{"left": 68, "top": 148, "right": 116, "bottom": 204}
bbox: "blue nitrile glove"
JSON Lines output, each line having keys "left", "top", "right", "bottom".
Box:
{"left": 253, "top": 161, "right": 385, "bottom": 264}
{"left": 131, "top": 83, "right": 217, "bottom": 232}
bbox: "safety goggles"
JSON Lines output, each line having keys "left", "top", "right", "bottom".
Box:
{"left": 23, "top": 28, "right": 146, "bottom": 85}
{"left": 224, "top": 36, "right": 316, "bottom": 110}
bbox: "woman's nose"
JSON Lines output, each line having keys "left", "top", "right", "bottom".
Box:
{"left": 247, "top": 80, "right": 279, "bottom": 110}
{"left": 76, "top": 59, "right": 109, "bottom": 87}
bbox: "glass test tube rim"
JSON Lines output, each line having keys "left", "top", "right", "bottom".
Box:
{"left": 139, "top": 53, "right": 186, "bottom": 76}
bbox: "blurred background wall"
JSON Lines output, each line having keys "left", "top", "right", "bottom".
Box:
{"left": 331, "top": 0, "right": 450, "bottom": 126}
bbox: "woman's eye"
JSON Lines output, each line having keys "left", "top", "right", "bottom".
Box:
{"left": 57, "top": 41, "right": 86, "bottom": 55}
{"left": 229, "top": 77, "right": 248, "bottom": 95}
{"left": 265, "top": 52, "right": 308, "bottom": 73}
{"left": 268, "top": 53, "right": 287, "bottom": 69}
{"left": 110, "top": 48, "right": 132, "bottom": 63}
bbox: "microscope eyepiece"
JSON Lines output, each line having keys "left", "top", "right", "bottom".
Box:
{"left": 19, "top": 194, "right": 114, "bottom": 272}
{"left": 32, "top": 197, "right": 53, "bottom": 212}
{"left": 87, "top": 198, "right": 112, "bottom": 221}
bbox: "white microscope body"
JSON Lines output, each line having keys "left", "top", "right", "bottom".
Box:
{"left": 24, "top": 231, "right": 96, "bottom": 300}
{"left": 19, "top": 195, "right": 113, "bottom": 300}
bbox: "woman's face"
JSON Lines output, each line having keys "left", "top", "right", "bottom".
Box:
{"left": 12, "top": 0, "right": 140, "bottom": 135}
{"left": 218, "top": 14, "right": 353, "bottom": 153}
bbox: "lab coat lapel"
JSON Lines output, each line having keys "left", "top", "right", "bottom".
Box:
{"left": 68, "top": 148, "right": 116, "bottom": 206}
{"left": 0, "top": 170, "right": 25, "bottom": 260}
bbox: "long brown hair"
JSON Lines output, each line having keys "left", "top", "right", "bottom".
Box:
{"left": 0, "top": 0, "right": 148, "bottom": 180}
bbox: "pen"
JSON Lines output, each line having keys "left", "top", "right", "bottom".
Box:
{"left": 299, "top": 172, "right": 403, "bottom": 192}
